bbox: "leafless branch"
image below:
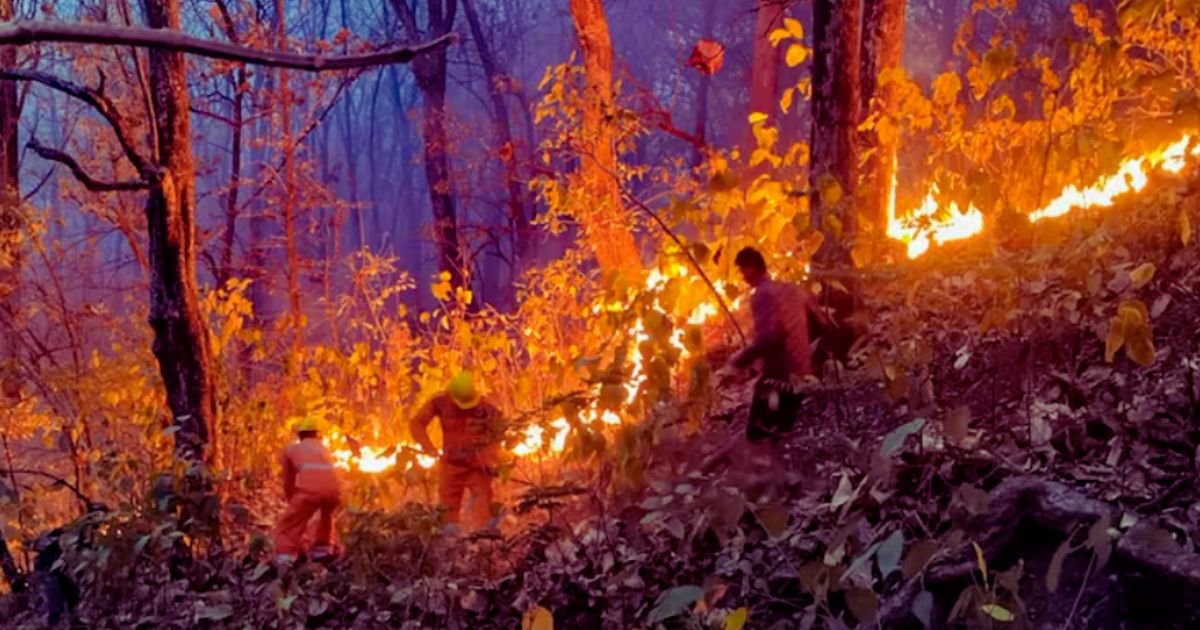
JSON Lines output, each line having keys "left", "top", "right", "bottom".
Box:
{"left": 0, "top": 69, "right": 150, "bottom": 177}
{"left": 27, "top": 139, "right": 150, "bottom": 192}
{"left": 0, "top": 21, "right": 455, "bottom": 71}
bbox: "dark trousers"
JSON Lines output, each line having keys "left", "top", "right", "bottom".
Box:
{"left": 747, "top": 377, "right": 803, "bottom": 442}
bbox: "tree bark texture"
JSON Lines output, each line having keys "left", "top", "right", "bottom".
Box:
{"left": 748, "top": 0, "right": 784, "bottom": 131}
{"left": 463, "top": 0, "right": 529, "bottom": 263}
{"left": 811, "top": 0, "right": 862, "bottom": 258}
{"left": 568, "top": 0, "right": 640, "bottom": 277}
{"left": 860, "top": 0, "right": 906, "bottom": 231}
{"left": 143, "top": 0, "right": 218, "bottom": 465}
{"left": 390, "top": 0, "right": 466, "bottom": 289}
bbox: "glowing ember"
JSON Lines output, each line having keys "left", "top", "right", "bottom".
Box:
{"left": 889, "top": 135, "right": 1197, "bottom": 258}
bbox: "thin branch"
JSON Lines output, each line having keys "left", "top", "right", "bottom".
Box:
{"left": 0, "top": 21, "right": 456, "bottom": 71}
{"left": 0, "top": 467, "right": 93, "bottom": 507}
{"left": 27, "top": 139, "right": 149, "bottom": 192}
{"left": 0, "top": 68, "right": 150, "bottom": 176}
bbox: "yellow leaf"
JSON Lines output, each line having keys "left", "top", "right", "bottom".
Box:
{"left": 780, "top": 87, "right": 795, "bottom": 114}
{"left": 724, "top": 608, "right": 749, "bottom": 630}
{"left": 932, "top": 72, "right": 962, "bottom": 106}
{"left": 1181, "top": 209, "right": 1192, "bottom": 246}
{"left": 522, "top": 606, "right": 553, "bottom": 630}
{"left": 1129, "top": 262, "right": 1155, "bottom": 289}
{"left": 748, "top": 112, "right": 768, "bottom": 125}
{"left": 785, "top": 44, "right": 808, "bottom": 68}
{"left": 817, "top": 174, "right": 844, "bottom": 205}
{"left": 768, "top": 28, "right": 790, "bottom": 47}
{"left": 1105, "top": 316, "right": 1125, "bottom": 363}
{"left": 980, "top": 604, "right": 1015, "bottom": 622}
{"left": 1127, "top": 335, "right": 1156, "bottom": 366}
{"left": 784, "top": 17, "right": 804, "bottom": 38}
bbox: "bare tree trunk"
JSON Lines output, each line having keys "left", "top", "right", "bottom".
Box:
{"left": 142, "top": 0, "right": 218, "bottom": 468}
{"left": 0, "top": 13, "right": 23, "bottom": 569}
{"left": 568, "top": 0, "right": 640, "bottom": 277}
{"left": 860, "top": 0, "right": 906, "bottom": 231}
{"left": 748, "top": 0, "right": 783, "bottom": 131}
{"left": 811, "top": 0, "right": 862, "bottom": 256}
{"left": 390, "top": 0, "right": 465, "bottom": 288}
{"left": 462, "top": 0, "right": 529, "bottom": 264}
{"left": 810, "top": 0, "right": 866, "bottom": 365}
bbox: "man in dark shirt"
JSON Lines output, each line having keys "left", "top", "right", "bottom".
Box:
{"left": 729, "top": 247, "right": 817, "bottom": 442}
{"left": 410, "top": 371, "right": 505, "bottom": 529}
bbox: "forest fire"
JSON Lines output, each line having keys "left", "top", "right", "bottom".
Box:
{"left": 331, "top": 264, "right": 725, "bottom": 472}
{"left": 888, "top": 135, "right": 1199, "bottom": 258}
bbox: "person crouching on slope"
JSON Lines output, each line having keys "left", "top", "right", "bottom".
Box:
{"left": 274, "top": 417, "right": 342, "bottom": 563}
{"left": 410, "top": 371, "right": 506, "bottom": 531}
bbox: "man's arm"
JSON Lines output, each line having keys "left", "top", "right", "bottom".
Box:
{"left": 281, "top": 450, "right": 296, "bottom": 500}
{"left": 409, "top": 397, "right": 440, "bottom": 456}
{"left": 732, "top": 289, "right": 780, "bottom": 368}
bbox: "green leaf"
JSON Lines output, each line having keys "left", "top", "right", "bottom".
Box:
{"left": 522, "top": 606, "right": 554, "bottom": 630}
{"left": 724, "top": 607, "right": 749, "bottom": 630}
{"left": 648, "top": 585, "right": 705, "bottom": 623}
{"left": 844, "top": 542, "right": 881, "bottom": 582}
{"left": 876, "top": 530, "right": 905, "bottom": 577}
{"left": 980, "top": 603, "right": 1015, "bottom": 622}
{"left": 881, "top": 419, "right": 926, "bottom": 457}
{"left": 830, "top": 474, "right": 857, "bottom": 509}
{"left": 912, "top": 590, "right": 934, "bottom": 628}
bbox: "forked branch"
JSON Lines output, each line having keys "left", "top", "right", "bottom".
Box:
{"left": 27, "top": 139, "right": 149, "bottom": 192}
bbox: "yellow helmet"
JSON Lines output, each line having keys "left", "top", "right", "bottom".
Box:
{"left": 447, "top": 371, "right": 481, "bottom": 410}
{"left": 292, "top": 416, "right": 320, "bottom": 433}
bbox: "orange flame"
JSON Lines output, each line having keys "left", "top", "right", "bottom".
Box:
{"left": 328, "top": 264, "right": 728, "bottom": 472}
{"left": 888, "top": 135, "right": 1197, "bottom": 258}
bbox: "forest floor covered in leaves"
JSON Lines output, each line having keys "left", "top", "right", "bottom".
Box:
{"left": 5, "top": 174, "right": 1200, "bottom": 629}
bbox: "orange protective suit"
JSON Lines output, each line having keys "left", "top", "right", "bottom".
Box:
{"left": 410, "top": 393, "right": 505, "bottom": 529}
{"left": 274, "top": 437, "right": 342, "bottom": 558}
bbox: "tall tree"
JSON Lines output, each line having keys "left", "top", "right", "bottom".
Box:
{"left": 748, "top": 0, "right": 784, "bottom": 130}
{"left": 0, "top": 3, "right": 448, "bottom": 489}
{"left": 0, "top": 0, "right": 22, "bottom": 593}
{"left": 810, "top": 0, "right": 862, "bottom": 258}
{"left": 568, "top": 0, "right": 640, "bottom": 277}
{"left": 142, "top": 0, "right": 219, "bottom": 466}
{"left": 388, "top": 0, "right": 466, "bottom": 288}
{"left": 462, "top": 0, "right": 529, "bottom": 264}
{"left": 809, "top": 0, "right": 866, "bottom": 363}
{"left": 860, "top": 0, "right": 907, "bottom": 230}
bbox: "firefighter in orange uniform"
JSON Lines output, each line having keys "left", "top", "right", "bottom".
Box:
{"left": 410, "top": 371, "right": 505, "bottom": 530}
{"left": 274, "top": 417, "right": 342, "bottom": 563}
